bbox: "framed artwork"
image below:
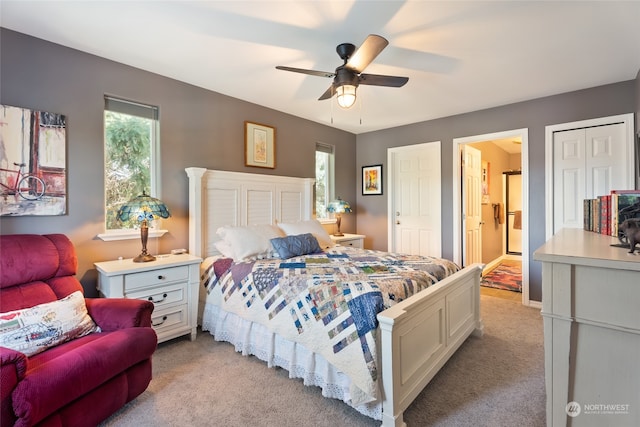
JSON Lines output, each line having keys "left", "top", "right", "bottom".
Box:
{"left": 481, "top": 160, "right": 490, "bottom": 204}
{"left": 0, "top": 104, "right": 67, "bottom": 216}
{"left": 362, "top": 164, "right": 383, "bottom": 195}
{"left": 245, "top": 121, "right": 275, "bottom": 169}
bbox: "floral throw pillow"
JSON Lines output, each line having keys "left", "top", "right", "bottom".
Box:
{"left": 0, "top": 291, "right": 101, "bottom": 357}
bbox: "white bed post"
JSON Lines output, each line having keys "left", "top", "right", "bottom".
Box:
{"left": 185, "top": 167, "right": 207, "bottom": 258}
{"left": 378, "top": 316, "right": 406, "bottom": 427}
{"left": 377, "top": 263, "right": 483, "bottom": 427}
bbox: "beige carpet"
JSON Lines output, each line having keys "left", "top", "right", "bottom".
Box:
{"left": 101, "top": 294, "right": 545, "bottom": 426}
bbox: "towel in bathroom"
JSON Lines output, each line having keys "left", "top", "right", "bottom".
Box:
{"left": 514, "top": 210, "right": 522, "bottom": 229}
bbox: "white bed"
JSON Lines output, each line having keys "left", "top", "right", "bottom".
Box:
{"left": 186, "top": 167, "right": 483, "bottom": 427}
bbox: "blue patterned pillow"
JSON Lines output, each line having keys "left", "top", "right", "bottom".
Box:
{"left": 270, "top": 233, "right": 322, "bottom": 259}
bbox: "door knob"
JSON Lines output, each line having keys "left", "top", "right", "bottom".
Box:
{"left": 396, "top": 220, "right": 400, "bottom": 225}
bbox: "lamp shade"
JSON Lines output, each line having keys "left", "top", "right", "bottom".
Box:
{"left": 117, "top": 191, "right": 170, "bottom": 262}
{"left": 117, "top": 191, "right": 171, "bottom": 223}
{"left": 336, "top": 85, "right": 357, "bottom": 109}
{"left": 327, "top": 198, "right": 352, "bottom": 214}
{"left": 326, "top": 197, "right": 351, "bottom": 237}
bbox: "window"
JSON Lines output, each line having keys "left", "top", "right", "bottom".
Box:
{"left": 315, "top": 142, "right": 334, "bottom": 220}
{"left": 102, "top": 96, "right": 160, "bottom": 238}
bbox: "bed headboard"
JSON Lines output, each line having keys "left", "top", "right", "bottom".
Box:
{"left": 185, "top": 168, "right": 315, "bottom": 258}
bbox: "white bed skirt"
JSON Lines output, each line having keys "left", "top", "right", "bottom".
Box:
{"left": 201, "top": 301, "right": 382, "bottom": 421}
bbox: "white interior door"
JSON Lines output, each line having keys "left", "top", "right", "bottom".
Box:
{"left": 552, "top": 122, "right": 628, "bottom": 234}
{"left": 462, "top": 145, "right": 482, "bottom": 266}
{"left": 389, "top": 142, "right": 441, "bottom": 257}
{"left": 553, "top": 128, "right": 585, "bottom": 231}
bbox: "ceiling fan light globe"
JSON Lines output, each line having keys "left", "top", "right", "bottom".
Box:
{"left": 336, "top": 85, "right": 357, "bottom": 109}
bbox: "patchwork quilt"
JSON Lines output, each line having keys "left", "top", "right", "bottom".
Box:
{"left": 201, "top": 246, "right": 459, "bottom": 405}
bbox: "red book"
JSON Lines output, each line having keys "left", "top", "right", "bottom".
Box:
{"left": 603, "top": 194, "right": 611, "bottom": 235}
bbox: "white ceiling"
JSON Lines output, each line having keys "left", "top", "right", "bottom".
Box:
{"left": 2, "top": 1, "right": 639, "bottom": 134}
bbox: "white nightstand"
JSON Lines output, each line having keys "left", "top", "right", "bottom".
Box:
{"left": 330, "top": 233, "right": 366, "bottom": 249}
{"left": 94, "top": 253, "right": 202, "bottom": 344}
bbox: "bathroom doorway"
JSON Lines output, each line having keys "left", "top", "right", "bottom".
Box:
{"left": 453, "top": 128, "right": 531, "bottom": 306}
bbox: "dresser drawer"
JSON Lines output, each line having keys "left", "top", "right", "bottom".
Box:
{"left": 126, "top": 283, "right": 186, "bottom": 308}
{"left": 124, "top": 266, "right": 189, "bottom": 291}
{"left": 150, "top": 304, "right": 188, "bottom": 332}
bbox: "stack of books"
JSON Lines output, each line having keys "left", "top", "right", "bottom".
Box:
{"left": 584, "top": 190, "right": 640, "bottom": 237}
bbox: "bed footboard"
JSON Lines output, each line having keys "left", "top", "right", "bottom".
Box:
{"left": 377, "top": 263, "right": 483, "bottom": 427}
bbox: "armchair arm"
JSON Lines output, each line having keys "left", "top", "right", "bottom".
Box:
{"left": 85, "top": 298, "right": 154, "bottom": 331}
{"left": 1, "top": 347, "right": 27, "bottom": 427}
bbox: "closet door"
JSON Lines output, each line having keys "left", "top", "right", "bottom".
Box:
{"left": 552, "top": 123, "right": 628, "bottom": 234}
{"left": 553, "top": 128, "right": 586, "bottom": 232}
{"left": 586, "top": 124, "right": 628, "bottom": 197}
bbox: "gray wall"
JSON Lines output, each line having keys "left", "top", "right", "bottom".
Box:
{"left": 0, "top": 29, "right": 356, "bottom": 296}
{"left": 355, "top": 80, "right": 637, "bottom": 302}
{"left": 1, "top": 29, "right": 638, "bottom": 303}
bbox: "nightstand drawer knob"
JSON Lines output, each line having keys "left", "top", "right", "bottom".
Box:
{"left": 157, "top": 275, "right": 166, "bottom": 280}
{"left": 152, "top": 315, "right": 168, "bottom": 327}
{"left": 148, "top": 293, "right": 168, "bottom": 303}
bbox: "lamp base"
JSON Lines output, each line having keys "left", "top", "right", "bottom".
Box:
{"left": 333, "top": 215, "right": 344, "bottom": 238}
{"left": 133, "top": 253, "right": 156, "bottom": 263}
{"left": 134, "top": 221, "right": 156, "bottom": 262}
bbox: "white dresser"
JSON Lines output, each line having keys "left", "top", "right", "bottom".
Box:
{"left": 95, "top": 254, "right": 202, "bottom": 343}
{"left": 534, "top": 229, "right": 640, "bottom": 426}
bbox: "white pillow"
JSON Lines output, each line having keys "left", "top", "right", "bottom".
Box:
{"left": 0, "top": 291, "right": 101, "bottom": 357}
{"left": 217, "top": 224, "right": 285, "bottom": 261}
{"left": 277, "top": 219, "right": 335, "bottom": 249}
{"left": 214, "top": 240, "right": 236, "bottom": 259}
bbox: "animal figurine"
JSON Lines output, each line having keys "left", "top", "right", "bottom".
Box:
{"left": 620, "top": 219, "right": 640, "bottom": 254}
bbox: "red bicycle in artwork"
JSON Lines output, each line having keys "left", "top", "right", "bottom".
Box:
{"left": 0, "top": 162, "right": 46, "bottom": 200}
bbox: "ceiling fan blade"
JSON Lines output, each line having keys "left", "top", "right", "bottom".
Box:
{"left": 358, "top": 73, "right": 409, "bottom": 87}
{"left": 346, "top": 34, "right": 389, "bottom": 73}
{"left": 318, "top": 85, "right": 335, "bottom": 100}
{"left": 275, "top": 66, "right": 334, "bottom": 78}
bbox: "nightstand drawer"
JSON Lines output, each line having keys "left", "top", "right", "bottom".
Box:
{"left": 127, "top": 283, "right": 186, "bottom": 308}
{"left": 124, "top": 266, "right": 189, "bottom": 290}
{"left": 339, "top": 238, "right": 363, "bottom": 248}
{"left": 151, "top": 304, "right": 188, "bottom": 332}
{"left": 330, "top": 233, "right": 365, "bottom": 249}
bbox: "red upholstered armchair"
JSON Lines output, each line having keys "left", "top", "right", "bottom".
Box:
{"left": 0, "top": 234, "right": 157, "bottom": 427}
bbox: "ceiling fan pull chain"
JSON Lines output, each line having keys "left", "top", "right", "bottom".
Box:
{"left": 330, "top": 94, "right": 334, "bottom": 124}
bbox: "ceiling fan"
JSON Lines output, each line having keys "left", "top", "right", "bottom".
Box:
{"left": 276, "top": 34, "right": 409, "bottom": 109}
